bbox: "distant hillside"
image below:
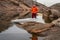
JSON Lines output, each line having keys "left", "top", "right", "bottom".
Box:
{"left": 22, "top": 0, "right": 48, "bottom": 13}
{"left": 50, "top": 3, "right": 60, "bottom": 11}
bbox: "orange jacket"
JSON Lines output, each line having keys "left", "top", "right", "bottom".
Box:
{"left": 31, "top": 6, "right": 38, "bottom": 13}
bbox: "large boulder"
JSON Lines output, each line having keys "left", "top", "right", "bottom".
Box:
{"left": 42, "top": 3, "right": 60, "bottom": 23}
{"left": 42, "top": 3, "right": 60, "bottom": 40}
{"left": 43, "top": 18, "right": 60, "bottom": 40}
{"left": 13, "top": 21, "right": 54, "bottom": 37}
{"left": 42, "top": 9, "right": 60, "bottom": 23}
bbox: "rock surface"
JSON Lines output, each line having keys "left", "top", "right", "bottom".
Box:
{"left": 0, "top": 0, "right": 47, "bottom": 32}
{"left": 42, "top": 3, "right": 60, "bottom": 23}
{"left": 42, "top": 3, "right": 60, "bottom": 40}
{"left": 50, "top": 3, "right": 60, "bottom": 11}
{"left": 14, "top": 21, "right": 54, "bottom": 37}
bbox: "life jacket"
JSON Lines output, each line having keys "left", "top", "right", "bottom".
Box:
{"left": 31, "top": 6, "right": 38, "bottom": 13}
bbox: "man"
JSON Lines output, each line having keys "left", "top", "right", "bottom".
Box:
{"left": 31, "top": 5, "right": 38, "bottom": 18}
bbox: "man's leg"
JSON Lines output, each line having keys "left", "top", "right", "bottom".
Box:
{"left": 32, "top": 13, "right": 37, "bottom": 18}
{"left": 32, "top": 13, "right": 35, "bottom": 18}
{"left": 34, "top": 13, "right": 37, "bottom": 18}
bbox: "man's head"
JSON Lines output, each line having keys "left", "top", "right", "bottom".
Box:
{"left": 33, "top": 5, "right": 36, "bottom": 7}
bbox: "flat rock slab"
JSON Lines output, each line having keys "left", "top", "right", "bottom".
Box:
{"left": 11, "top": 16, "right": 45, "bottom": 23}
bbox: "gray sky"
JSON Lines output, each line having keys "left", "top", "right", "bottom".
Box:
{"left": 36, "top": 0, "right": 60, "bottom": 7}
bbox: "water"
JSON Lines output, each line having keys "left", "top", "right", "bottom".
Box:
{"left": 0, "top": 16, "right": 45, "bottom": 40}
{"left": 0, "top": 25, "right": 31, "bottom": 40}
{"left": 0, "top": 25, "right": 45, "bottom": 40}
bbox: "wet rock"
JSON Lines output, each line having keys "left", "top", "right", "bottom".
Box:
{"left": 43, "top": 24, "right": 60, "bottom": 40}
{"left": 14, "top": 21, "right": 54, "bottom": 37}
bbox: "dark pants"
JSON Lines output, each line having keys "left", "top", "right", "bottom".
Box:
{"left": 32, "top": 13, "right": 37, "bottom": 18}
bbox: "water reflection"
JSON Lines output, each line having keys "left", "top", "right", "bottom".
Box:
{"left": 0, "top": 16, "right": 44, "bottom": 40}
{"left": 0, "top": 25, "right": 44, "bottom": 40}
{"left": 0, "top": 20, "right": 12, "bottom": 33}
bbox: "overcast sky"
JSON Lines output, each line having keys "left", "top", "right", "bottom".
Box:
{"left": 35, "top": 0, "right": 60, "bottom": 7}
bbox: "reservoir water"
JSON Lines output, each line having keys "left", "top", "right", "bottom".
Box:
{"left": 0, "top": 16, "right": 45, "bottom": 40}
